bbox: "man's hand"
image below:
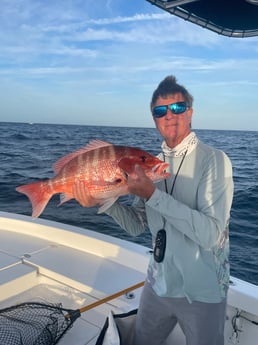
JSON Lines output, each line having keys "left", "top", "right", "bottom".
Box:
{"left": 127, "top": 165, "right": 155, "bottom": 200}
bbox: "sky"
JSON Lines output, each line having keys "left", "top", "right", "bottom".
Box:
{"left": 1, "top": 0, "right": 258, "bottom": 131}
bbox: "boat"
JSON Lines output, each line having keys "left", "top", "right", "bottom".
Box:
{"left": 146, "top": 0, "right": 258, "bottom": 38}
{"left": 0, "top": 211, "right": 258, "bottom": 344}
{"left": 1, "top": 1, "right": 258, "bottom": 344}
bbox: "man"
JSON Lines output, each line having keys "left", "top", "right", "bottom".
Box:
{"left": 75, "top": 75, "right": 234, "bottom": 344}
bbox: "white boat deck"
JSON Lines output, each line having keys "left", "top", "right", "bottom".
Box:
{"left": 0, "top": 212, "right": 148, "bottom": 344}
{"left": 0, "top": 212, "right": 258, "bottom": 345}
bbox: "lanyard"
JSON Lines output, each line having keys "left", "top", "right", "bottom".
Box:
{"left": 163, "top": 149, "right": 188, "bottom": 196}
{"left": 154, "top": 149, "right": 188, "bottom": 263}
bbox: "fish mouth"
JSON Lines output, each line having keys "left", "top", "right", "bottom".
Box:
{"left": 152, "top": 162, "right": 170, "bottom": 178}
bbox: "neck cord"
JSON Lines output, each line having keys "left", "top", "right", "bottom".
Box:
{"left": 163, "top": 149, "right": 188, "bottom": 196}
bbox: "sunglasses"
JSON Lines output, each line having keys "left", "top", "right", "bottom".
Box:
{"left": 152, "top": 102, "right": 189, "bottom": 118}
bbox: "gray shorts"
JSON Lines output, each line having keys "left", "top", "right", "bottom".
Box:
{"left": 133, "top": 282, "right": 226, "bottom": 345}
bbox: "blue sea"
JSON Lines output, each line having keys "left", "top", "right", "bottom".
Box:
{"left": 1, "top": 122, "right": 257, "bottom": 286}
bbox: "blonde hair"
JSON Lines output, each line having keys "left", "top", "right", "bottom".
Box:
{"left": 150, "top": 75, "right": 193, "bottom": 109}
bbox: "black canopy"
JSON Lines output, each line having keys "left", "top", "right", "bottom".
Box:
{"left": 146, "top": 0, "right": 258, "bottom": 37}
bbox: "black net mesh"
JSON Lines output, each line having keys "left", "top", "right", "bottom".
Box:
{"left": 0, "top": 302, "right": 80, "bottom": 345}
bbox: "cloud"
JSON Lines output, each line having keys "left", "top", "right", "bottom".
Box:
{"left": 86, "top": 12, "right": 171, "bottom": 25}
{"left": 41, "top": 12, "right": 171, "bottom": 32}
{"left": 0, "top": 0, "right": 258, "bottom": 130}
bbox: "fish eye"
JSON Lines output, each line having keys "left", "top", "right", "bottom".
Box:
{"left": 140, "top": 155, "right": 147, "bottom": 162}
{"left": 115, "top": 178, "right": 122, "bottom": 183}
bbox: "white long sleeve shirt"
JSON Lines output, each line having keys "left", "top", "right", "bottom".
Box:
{"left": 105, "top": 140, "right": 234, "bottom": 303}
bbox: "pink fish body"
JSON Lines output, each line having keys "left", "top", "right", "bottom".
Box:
{"left": 16, "top": 140, "right": 170, "bottom": 218}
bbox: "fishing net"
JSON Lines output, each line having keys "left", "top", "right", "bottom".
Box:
{"left": 0, "top": 281, "right": 144, "bottom": 345}
{"left": 0, "top": 302, "right": 80, "bottom": 345}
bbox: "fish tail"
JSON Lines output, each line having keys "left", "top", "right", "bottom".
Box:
{"left": 16, "top": 180, "right": 53, "bottom": 218}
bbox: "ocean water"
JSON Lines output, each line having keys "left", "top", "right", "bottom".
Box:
{"left": 0, "top": 122, "right": 257, "bottom": 286}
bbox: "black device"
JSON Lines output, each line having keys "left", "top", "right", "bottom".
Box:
{"left": 153, "top": 229, "right": 166, "bottom": 263}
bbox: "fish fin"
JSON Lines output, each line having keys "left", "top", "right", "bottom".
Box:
{"left": 118, "top": 157, "right": 136, "bottom": 174}
{"left": 53, "top": 140, "right": 112, "bottom": 174}
{"left": 97, "top": 197, "right": 119, "bottom": 213}
{"left": 72, "top": 180, "right": 100, "bottom": 208}
{"left": 83, "top": 139, "right": 113, "bottom": 150}
{"left": 16, "top": 181, "right": 52, "bottom": 218}
{"left": 58, "top": 193, "right": 73, "bottom": 206}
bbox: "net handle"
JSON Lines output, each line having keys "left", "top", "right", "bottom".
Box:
{"left": 79, "top": 281, "right": 145, "bottom": 314}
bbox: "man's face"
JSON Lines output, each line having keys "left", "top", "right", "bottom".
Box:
{"left": 152, "top": 93, "right": 193, "bottom": 148}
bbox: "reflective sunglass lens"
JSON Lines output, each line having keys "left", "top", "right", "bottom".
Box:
{"left": 153, "top": 106, "right": 167, "bottom": 118}
{"left": 169, "top": 102, "right": 187, "bottom": 114}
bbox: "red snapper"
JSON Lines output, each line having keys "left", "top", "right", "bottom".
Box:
{"left": 16, "top": 140, "right": 170, "bottom": 218}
